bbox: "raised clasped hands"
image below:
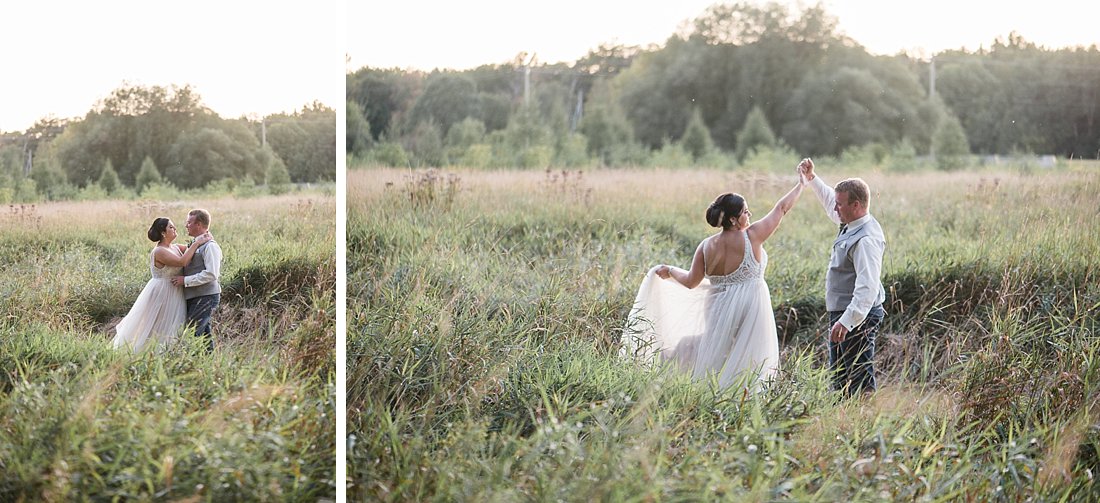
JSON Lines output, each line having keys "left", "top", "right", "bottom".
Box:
{"left": 796, "top": 157, "right": 815, "bottom": 184}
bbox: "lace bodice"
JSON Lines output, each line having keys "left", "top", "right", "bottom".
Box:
{"left": 150, "top": 247, "right": 183, "bottom": 280}
{"left": 705, "top": 231, "right": 767, "bottom": 286}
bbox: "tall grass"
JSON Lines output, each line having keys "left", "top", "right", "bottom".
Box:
{"left": 350, "top": 164, "right": 1100, "bottom": 501}
{"left": 0, "top": 194, "right": 335, "bottom": 500}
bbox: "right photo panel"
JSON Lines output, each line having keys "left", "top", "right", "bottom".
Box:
{"left": 348, "top": 0, "right": 1100, "bottom": 500}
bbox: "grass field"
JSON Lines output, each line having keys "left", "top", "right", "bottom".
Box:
{"left": 350, "top": 161, "right": 1100, "bottom": 501}
{"left": 0, "top": 193, "right": 336, "bottom": 500}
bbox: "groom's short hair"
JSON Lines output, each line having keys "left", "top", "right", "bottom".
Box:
{"left": 835, "top": 178, "right": 870, "bottom": 207}
{"left": 189, "top": 209, "right": 211, "bottom": 228}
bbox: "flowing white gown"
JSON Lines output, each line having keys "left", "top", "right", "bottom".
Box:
{"left": 623, "top": 231, "right": 780, "bottom": 390}
{"left": 111, "top": 247, "right": 187, "bottom": 352}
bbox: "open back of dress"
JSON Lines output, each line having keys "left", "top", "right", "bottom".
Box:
{"left": 623, "top": 231, "right": 779, "bottom": 390}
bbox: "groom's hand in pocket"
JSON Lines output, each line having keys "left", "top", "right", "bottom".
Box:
{"left": 829, "top": 321, "right": 849, "bottom": 342}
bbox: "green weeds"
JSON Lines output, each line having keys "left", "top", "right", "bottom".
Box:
{"left": 0, "top": 194, "right": 335, "bottom": 500}
{"left": 351, "top": 165, "right": 1100, "bottom": 501}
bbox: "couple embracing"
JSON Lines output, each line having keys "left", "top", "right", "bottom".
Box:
{"left": 625, "top": 159, "right": 886, "bottom": 397}
{"left": 111, "top": 209, "right": 223, "bottom": 354}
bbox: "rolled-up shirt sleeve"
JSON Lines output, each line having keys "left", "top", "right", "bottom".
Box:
{"left": 184, "top": 242, "right": 222, "bottom": 288}
{"left": 809, "top": 175, "right": 842, "bottom": 225}
{"left": 839, "top": 235, "right": 884, "bottom": 330}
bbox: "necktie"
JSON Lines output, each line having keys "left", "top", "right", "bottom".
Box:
{"left": 838, "top": 223, "right": 848, "bottom": 237}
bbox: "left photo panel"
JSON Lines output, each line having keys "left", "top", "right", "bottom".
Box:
{"left": 0, "top": 1, "right": 340, "bottom": 500}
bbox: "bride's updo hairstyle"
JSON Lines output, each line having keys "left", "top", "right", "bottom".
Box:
{"left": 706, "top": 193, "right": 746, "bottom": 230}
{"left": 148, "top": 217, "right": 171, "bottom": 242}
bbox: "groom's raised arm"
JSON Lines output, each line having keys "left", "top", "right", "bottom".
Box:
{"left": 808, "top": 176, "right": 842, "bottom": 225}
{"left": 801, "top": 160, "right": 842, "bottom": 225}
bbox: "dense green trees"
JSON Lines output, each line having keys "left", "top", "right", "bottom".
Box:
{"left": 577, "top": 79, "right": 636, "bottom": 166}
{"left": 0, "top": 84, "right": 334, "bottom": 202}
{"left": 264, "top": 102, "right": 337, "bottom": 183}
{"left": 97, "top": 160, "right": 120, "bottom": 194}
{"left": 735, "top": 106, "right": 777, "bottom": 162}
{"left": 346, "top": 69, "right": 420, "bottom": 143}
{"left": 265, "top": 154, "right": 293, "bottom": 195}
{"left": 682, "top": 108, "right": 715, "bottom": 161}
{"left": 933, "top": 113, "right": 971, "bottom": 170}
{"left": 165, "top": 124, "right": 265, "bottom": 189}
{"left": 346, "top": 100, "right": 373, "bottom": 156}
{"left": 348, "top": 2, "right": 1100, "bottom": 168}
{"left": 135, "top": 156, "right": 163, "bottom": 193}
{"left": 780, "top": 64, "right": 938, "bottom": 156}
{"left": 54, "top": 84, "right": 209, "bottom": 187}
{"left": 407, "top": 74, "right": 481, "bottom": 139}
{"left": 934, "top": 35, "right": 1100, "bottom": 157}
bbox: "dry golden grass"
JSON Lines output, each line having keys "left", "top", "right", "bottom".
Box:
{"left": 0, "top": 193, "right": 333, "bottom": 234}
{"left": 1038, "top": 407, "right": 1097, "bottom": 487}
{"left": 0, "top": 191, "right": 335, "bottom": 500}
{"left": 200, "top": 383, "right": 291, "bottom": 431}
{"left": 351, "top": 165, "right": 1100, "bottom": 500}
{"left": 791, "top": 384, "right": 958, "bottom": 466}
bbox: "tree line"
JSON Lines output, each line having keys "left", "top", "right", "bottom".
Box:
{"left": 0, "top": 84, "right": 336, "bottom": 203}
{"left": 347, "top": 1, "right": 1100, "bottom": 170}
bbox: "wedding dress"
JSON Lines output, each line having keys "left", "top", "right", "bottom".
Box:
{"left": 623, "top": 231, "right": 779, "bottom": 390}
{"left": 112, "top": 247, "right": 188, "bottom": 352}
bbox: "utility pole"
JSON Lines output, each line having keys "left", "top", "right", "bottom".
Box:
{"left": 571, "top": 88, "right": 584, "bottom": 132}
{"left": 523, "top": 65, "right": 531, "bottom": 107}
{"left": 568, "top": 74, "right": 583, "bottom": 132}
{"left": 929, "top": 56, "right": 936, "bottom": 98}
{"left": 22, "top": 136, "right": 32, "bottom": 176}
{"left": 261, "top": 118, "right": 267, "bottom": 148}
{"left": 521, "top": 52, "right": 537, "bottom": 107}
{"left": 928, "top": 56, "right": 937, "bottom": 160}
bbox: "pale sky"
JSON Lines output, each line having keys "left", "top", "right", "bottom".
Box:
{"left": 350, "top": 0, "right": 1100, "bottom": 72}
{"left": 1, "top": 0, "right": 342, "bottom": 133}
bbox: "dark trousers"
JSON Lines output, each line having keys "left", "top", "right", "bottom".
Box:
{"left": 186, "top": 293, "right": 220, "bottom": 353}
{"left": 828, "top": 304, "right": 884, "bottom": 397}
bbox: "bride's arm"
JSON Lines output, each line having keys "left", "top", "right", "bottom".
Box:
{"left": 748, "top": 181, "right": 804, "bottom": 244}
{"left": 155, "top": 233, "right": 211, "bottom": 267}
{"left": 659, "top": 241, "right": 706, "bottom": 289}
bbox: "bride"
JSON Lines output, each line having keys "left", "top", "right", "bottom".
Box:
{"left": 624, "top": 164, "right": 808, "bottom": 390}
{"left": 112, "top": 217, "right": 211, "bottom": 353}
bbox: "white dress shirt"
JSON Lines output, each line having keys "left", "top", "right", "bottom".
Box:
{"left": 808, "top": 176, "right": 886, "bottom": 330}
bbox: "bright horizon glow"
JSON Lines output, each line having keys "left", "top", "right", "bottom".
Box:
{"left": 1, "top": 0, "right": 341, "bottom": 133}
{"left": 350, "top": 0, "right": 1100, "bottom": 72}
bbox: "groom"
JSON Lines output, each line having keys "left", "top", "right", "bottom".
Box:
{"left": 799, "top": 159, "right": 886, "bottom": 396}
{"left": 171, "top": 209, "right": 223, "bottom": 353}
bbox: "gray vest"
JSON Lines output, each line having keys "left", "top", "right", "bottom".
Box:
{"left": 826, "top": 217, "right": 886, "bottom": 312}
{"left": 183, "top": 241, "right": 221, "bottom": 300}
